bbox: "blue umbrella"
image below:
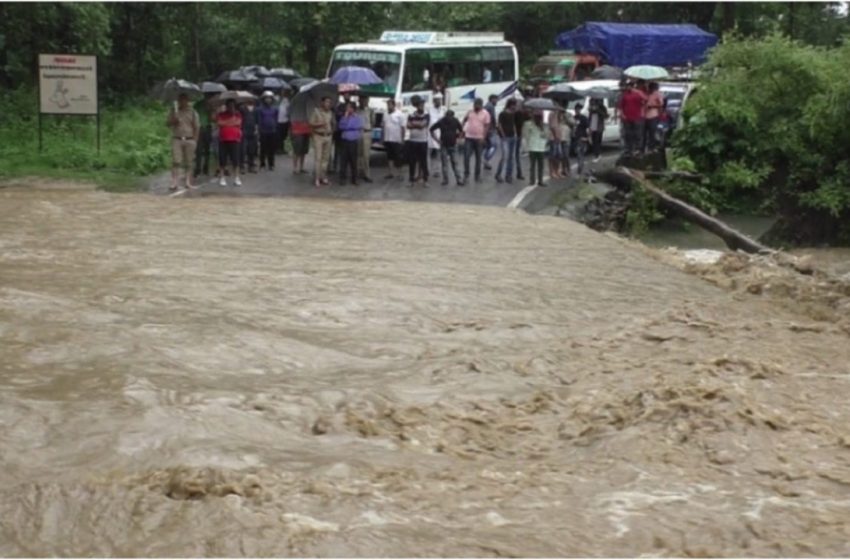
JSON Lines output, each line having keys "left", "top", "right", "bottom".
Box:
{"left": 329, "top": 66, "right": 383, "bottom": 86}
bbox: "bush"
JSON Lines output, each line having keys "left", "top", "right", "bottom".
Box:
{"left": 0, "top": 87, "right": 170, "bottom": 189}
{"left": 672, "top": 33, "right": 850, "bottom": 245}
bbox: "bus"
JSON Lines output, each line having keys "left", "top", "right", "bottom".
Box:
{"left": 327, "top": 31, "right": 521, "bottom": 146}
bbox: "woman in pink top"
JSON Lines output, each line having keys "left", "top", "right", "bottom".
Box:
{"left": 644, "top": 82, "right": 664, "bottom": 152}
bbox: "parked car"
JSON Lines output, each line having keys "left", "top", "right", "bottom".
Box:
{"left": 658, "top": 80, "right": 698, "bottom": 144}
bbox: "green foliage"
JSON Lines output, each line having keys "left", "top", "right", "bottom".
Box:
{"left": 673, "top": 32, "right": 850, "bottom": 243}
{"left": 625, "top": 186, "right": 665, "bottom": 237}
{"left": 0, "top": 87, "right": 169, "bottom": 189}
{"left": 4, "top": 2, "right": 849, "bottom": 95}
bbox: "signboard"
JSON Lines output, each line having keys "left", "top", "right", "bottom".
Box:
{"left": 380, "top": 31, "right": 436, "bottom": 44}
{"left": 38, "top": 54, "right": 98, "bottom": 115}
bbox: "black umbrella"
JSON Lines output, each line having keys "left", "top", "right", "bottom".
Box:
{"left": 290, "top": 80, "right": 338, "bottom": 122}
{"left": 542, "top": 84, "right": 585, "bottom": 102}
{"left": 249, "top": 76, "right": 291, "bottom": 92}
{"left": 154, "top": 78, "right": 201, "bottom": 102}
{"left": 260, "top": 67, "right": 302, "bottom": 80}
{"left": 215, "top": 69, "right": 256, "bottom": 84}
{"left": 544, "top": 84, "right": 618, "bottom": 102}
{"left": 523, "top": 98, "right": 565, "bottom": 112}
{"left": 240, "top": 65, "right": 270, "bottom": 78}
{"left": 200, "top": 81, "right": 227, "bottom": 94}
{"left": 591, "top": 65, "right": 623, "bottom": 80}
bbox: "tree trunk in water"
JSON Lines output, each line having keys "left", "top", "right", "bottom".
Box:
{"left": 599, "top": 167, "right": 774, "bottom": 254}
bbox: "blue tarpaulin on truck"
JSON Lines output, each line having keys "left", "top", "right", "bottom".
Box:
{"left": 555, "top": 22, "right": 718, "bottom": 68}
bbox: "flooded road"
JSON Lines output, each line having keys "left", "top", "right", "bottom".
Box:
{"left": 2, "top": 185, "right": 850, "bottom": 556}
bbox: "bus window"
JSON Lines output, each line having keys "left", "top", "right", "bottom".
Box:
{"left": 402, "top": 46, "right": 516, "bottom": 93}
{"left": 329, "top": 50, "right": 401, "bottom": 94}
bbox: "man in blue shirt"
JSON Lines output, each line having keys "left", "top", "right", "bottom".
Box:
{"left": 337, "top": 101, "right": 363, "bottom": 186}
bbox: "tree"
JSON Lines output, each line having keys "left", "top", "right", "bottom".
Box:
{"left": 673, "top": 33, "right": 850, "bottom": 245}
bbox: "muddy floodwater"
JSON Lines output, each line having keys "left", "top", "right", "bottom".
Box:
{"left": 2, "top": 184, "right": 850, "bottom": 557}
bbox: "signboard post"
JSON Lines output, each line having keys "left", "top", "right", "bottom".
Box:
{"left": 37, "top": 54, "right": 99, "bottom": 152}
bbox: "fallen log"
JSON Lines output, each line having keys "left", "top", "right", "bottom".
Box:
{"left": 642, "top": 171, "right": 705, "bottom": 183}
{"left": 598, "top": 166, "right": 773, "bottom": 254}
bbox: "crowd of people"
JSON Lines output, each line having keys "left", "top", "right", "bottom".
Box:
{"left": 616, "top": 79, "right": 666, "bottom": 157}
{"left": 166, "top": 88, "right": 294, "bottom": 191}
{"left": 167, "top": 79, "right": 667, "bottom": 192}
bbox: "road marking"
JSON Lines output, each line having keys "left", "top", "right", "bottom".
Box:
{"left": 507, "top": 185, "right": 537, "bottom": 209}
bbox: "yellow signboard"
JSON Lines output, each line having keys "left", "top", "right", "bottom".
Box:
{"left": 39, "top": 54, "right": 98, "bottom": 115}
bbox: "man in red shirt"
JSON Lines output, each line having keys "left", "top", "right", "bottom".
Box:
{"left": 618, "top": 82, "right": 647, "bottom": 156}
{"left": 216, "top": 98, "right": 243, "bottom": 187}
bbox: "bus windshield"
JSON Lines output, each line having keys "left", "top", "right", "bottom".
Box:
{"left": 329, "top": 50, "right": 401, "bottom": 95}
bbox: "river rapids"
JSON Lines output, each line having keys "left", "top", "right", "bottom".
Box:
{"left": 1, "top": 183, "right": 849, "bottom": 556}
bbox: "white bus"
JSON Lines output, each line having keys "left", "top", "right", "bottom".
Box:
{"left": 327, "top": 31, "right": 521, "bottom": 146}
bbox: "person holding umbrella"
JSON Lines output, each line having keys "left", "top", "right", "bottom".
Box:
{"left": 256, "top": 91, "right": 279, "bottom": 171}
{"left": 193, "top": 86, "right": 222, "bottom": 179}
{"left": 310, "top": 96, "right": 335, "bottom": 187}
{"left": 588, "top": 98, "right": 608, "bottom": 162}
{"left": 337, "top": 101, "right": 364, "bottom": 186}
{"left": 618, "top": 81, "right": 647, "bottom": 156}
{"left": 166, "top": 92, "right": 200, "bottom": 192}
{"left": 330, "top": 92, "right": 352, "bottom": 175}
{"left": 216, "top": 98, "right": 243, "bottom": 187}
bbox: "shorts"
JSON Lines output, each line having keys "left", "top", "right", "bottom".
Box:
{"left": 384, "top": 141, "right": 403, "bottom": 165}
{"left": 172, "top": 138, "right": 196, "bottom": 167}
{"left": 292, "top": 134, "right": 310, "bottom": 156}
{"left": 547, "top": 140, "right": 562, "bottom": 160}
{"left": 219, "top": 141, "right": 239, "bottom": 168}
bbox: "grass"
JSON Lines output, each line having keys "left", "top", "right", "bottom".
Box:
{"left": 0, "top": 87, "right": 170, "bottom": 192}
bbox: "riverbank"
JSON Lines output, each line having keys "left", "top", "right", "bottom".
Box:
{"left": 2, "top": 186, "right": 849, "bottom": 556}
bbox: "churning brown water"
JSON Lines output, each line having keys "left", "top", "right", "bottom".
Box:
{"left": 2, "top": 184, "right": 850, "bottom": 557}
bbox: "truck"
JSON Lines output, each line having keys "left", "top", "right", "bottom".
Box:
{"left": 552, "top": 22, "right": 718, "bottom": 75}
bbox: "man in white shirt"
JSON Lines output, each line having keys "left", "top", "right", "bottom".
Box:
{"left": 277, "top": 88, "right": 291, "bottom": 155}
{"left": 427, "top": 93, "right": 447, "bottom": 177}
{"left": 382, "top": 98, "right": 406, "bottom": 180}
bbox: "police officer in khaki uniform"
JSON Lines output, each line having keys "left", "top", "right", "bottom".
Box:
{"left": 310, "top": 96, "right": 335, "bottom": 187}
{"left": 167, "top": 93, "right": 200, "bottom": 191}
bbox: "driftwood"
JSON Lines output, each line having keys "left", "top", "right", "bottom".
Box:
{"left": 599, "top": 166, "right": 773, "bottom": 254}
